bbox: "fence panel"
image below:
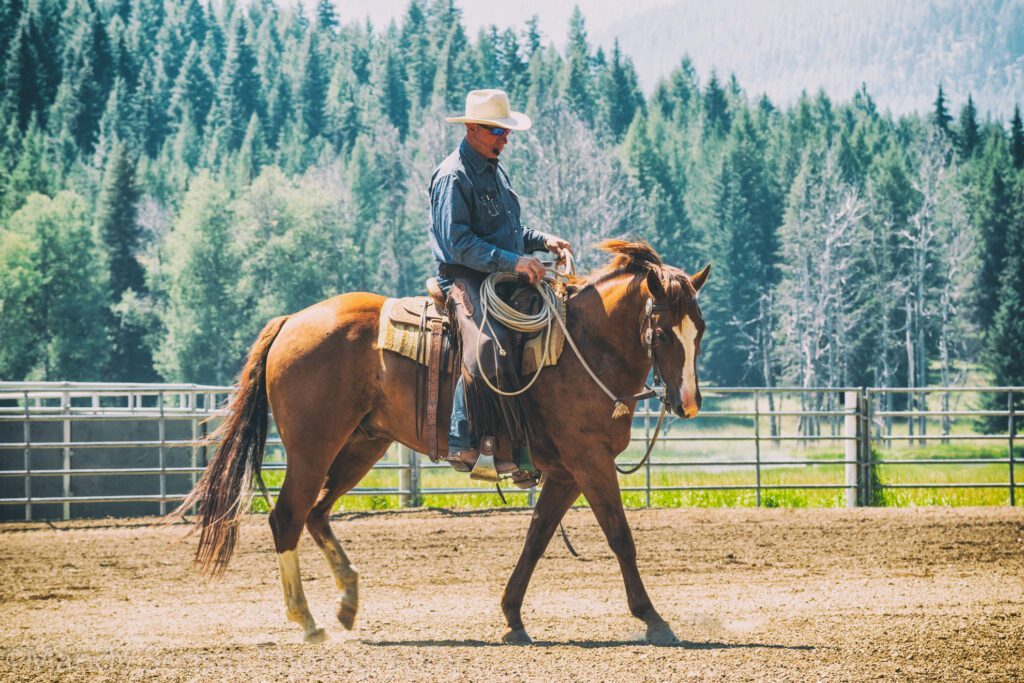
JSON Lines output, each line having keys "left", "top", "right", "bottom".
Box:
{"left": 1, "top": 382, "right": 1020, "bottom": 519}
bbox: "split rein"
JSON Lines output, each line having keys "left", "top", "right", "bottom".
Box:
{"left": 475, "top": 259, "right": 671, "bottom": 476}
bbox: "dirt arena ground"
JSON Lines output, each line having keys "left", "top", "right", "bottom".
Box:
{"left": 1, "top": 506, "right": 1021, "bottom": 682}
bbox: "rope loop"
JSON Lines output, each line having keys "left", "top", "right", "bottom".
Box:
{"left": 474, "top": 261, "right": 630, "bottom": 418}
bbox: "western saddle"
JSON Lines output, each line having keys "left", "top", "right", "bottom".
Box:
{"left": 376, "top": 277, "right": 564, "bottom": 485}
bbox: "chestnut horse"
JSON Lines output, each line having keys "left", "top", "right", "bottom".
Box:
{"left": 175, "top": 240, "right": 709, "bottom": 645}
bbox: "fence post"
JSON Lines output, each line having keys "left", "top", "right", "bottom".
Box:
{"left": 190, "top": 392, "right": 199, "bottom": 489}
{"left": 859, "top": 390, "right": 873, "bottom": 506}
{"left": 1009, "top": 391, "right": 1016, "bottom": 507}
{"left": 754, "top": 391, "right": 762, "bottom": 507}
{"left": 399, "top": 445, "right": 420, "bottom": 508}
{"left": 23, "top": 391, "right": 31, "bottom": 521}
{"left": 845, "top": 390, "right": 859, "bottom": 508}
{"left": 62, "top": 390, "right": 71, "bottom": 520}
{"left": 158, "top": 391, "right": 167, "bottom": 515}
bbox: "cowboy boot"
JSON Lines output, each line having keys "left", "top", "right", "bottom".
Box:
{"left": 446, "top": 447, "right": 478, "bottom": 472}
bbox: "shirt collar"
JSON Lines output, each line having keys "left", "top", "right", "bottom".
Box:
{"left": 459, "top": 138, "right": 496, "bottom": 175}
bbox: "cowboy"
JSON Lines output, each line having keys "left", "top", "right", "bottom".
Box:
{"left": 428, "top": 89, "right": 573, "bottom": 477}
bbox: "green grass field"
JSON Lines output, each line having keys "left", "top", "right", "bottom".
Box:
{"left": 254, "top": 445, "right": 1019, "bottom": 512}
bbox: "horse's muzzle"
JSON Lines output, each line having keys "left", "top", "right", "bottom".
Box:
{"left": 677, "top": 387, "right": 701, "bottom": 419}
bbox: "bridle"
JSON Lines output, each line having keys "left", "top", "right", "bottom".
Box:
{"left": 616, "top": 290, "right": 683, "bottom": 475}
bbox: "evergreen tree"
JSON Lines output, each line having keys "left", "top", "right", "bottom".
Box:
{"left": 169, "top": 41, "right": 214, "bottom": 130}
{"left": 3, "top": 4, "right": 61, "bottom": 130}
{"left": 598, "top": 40, "right": 643, "bottom": 142}
{"left": 702, "top": 71, "right": 731, "bottom": 138}
{"left": 0, "top": 0, "right": 23, "bottom": 69}
{"left": 496, "top": 28, "right": 528, "bottom": 105}
{"left": 400, "top": 0, "right": 434, "bottom": 111}
{"left": 560, "top": 7, "right": 594, "bottom": 124}
{"left": 431, "top": 23, "right": 470, "bottom": 112}
{"left": 931, "top": 84, "right": 952, "bottom": 134}
{"left": 982, "top": 178, "right": 1024, "bottom": 427}
{"left": 325, "top": 60, "right": 360, "bottom": 154}
{"left": 523, "top": 15, "right": 541, "bottom": 59}
{"left": 957, "top": 94, "right": 980, "bottom": 158}
{"left": 95, "top": 139, "right": 156, "bottom": 379}
{"left": 97, "top": 140, "right": 145, "bottom": 298}
{"left": 297, "top": 34, "right": 328, "bottom": 139}
{"left": 703, "top": 110, "right": 782, "bottom": 384}
{"left": 2, "top": 117, "right": 54, "bottom": 218}
{"left": 652, "top": 57, "right": 698, "bottom": 123}
{"left": 233, "top": 113, "right": 268, "bottom": 186}
{"left": 621, "top": 109, "right": 690, "bottom": 261}
{"left": 205, "top": 15, "right": 260, "bottom": 157}
{"left": 1011, "top": 105, "right": 1024, "bottom": 170}
{"left": 316, "top": 0, "right": 338, "bottom": 33}
{"left": 972, "top": 134, "right": 1014, "bottom": 330}
{"left": 93, "top": 76, "right": 141, "bottom": 167}
{"left": 49, "top": 0, "right": 112, "bottom": 157}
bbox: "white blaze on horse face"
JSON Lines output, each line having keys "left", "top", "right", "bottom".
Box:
{"left": 673, "top": 315, "right": 700, "bottom": 418}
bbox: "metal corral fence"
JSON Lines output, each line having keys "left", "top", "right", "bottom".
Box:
{"left": 0, "top": 382, "right": 1019, "bottom": 520}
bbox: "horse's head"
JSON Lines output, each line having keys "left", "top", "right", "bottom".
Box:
{"left": 645, "top": 263, "right": 710, "bottom": 419}
{"left": 591, "top": 240, "right": 711, "bottom": 420}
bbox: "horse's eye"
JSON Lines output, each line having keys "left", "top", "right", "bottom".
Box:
{"left": 655, "top": 330, "right": 667, "bottom": 342}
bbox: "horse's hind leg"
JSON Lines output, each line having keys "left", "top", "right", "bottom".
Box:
{"left": 306, "top": 436, "right": 392, "bottom": 630}
{"left": 269, "top": 437, "right": 347, "bottom": 644}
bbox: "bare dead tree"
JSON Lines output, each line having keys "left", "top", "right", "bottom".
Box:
{"left": 510, "top": 101, "right": 649, "bottom": 270}
{"left": 775, "top": 150, "right": 864, "bottom": 441}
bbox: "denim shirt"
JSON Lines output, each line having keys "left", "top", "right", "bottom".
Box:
{"left": 429, "top": 139, "right": 551, "bottom": 277}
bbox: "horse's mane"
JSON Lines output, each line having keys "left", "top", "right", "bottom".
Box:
{"left": 572, "top": 239, "right": 696, "bottom": 307}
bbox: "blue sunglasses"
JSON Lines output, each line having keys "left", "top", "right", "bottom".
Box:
{"left": 478, "top": 125, "right": 510, "bottom": 137}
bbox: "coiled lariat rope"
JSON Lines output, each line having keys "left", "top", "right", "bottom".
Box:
{"left": 475, "top": 254, "right": 631, "bottom": 419}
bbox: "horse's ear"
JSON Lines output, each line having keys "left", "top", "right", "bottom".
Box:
{"left": 646, "top": 268, "right": 666, "bottom": 300}
{"left": 691, "top": 264, "right": 711, "bottom": 292}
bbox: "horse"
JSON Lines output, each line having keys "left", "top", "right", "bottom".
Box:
{"left": 174, "top": 239, "right": 710, "bottom": 645}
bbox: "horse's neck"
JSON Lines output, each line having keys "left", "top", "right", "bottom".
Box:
{"left": 567, "top": 274, "right": 652, "bottom": 395}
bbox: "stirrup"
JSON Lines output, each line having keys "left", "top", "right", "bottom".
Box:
{"left": 470, "top": 436, "right": 499, "bottom": 482}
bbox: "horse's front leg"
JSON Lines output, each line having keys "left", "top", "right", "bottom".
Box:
{"left": 572, "top": 458, "right": 677, "bottom": 644}
{"left": 501, "top": 472, "right": 580, "bottom": 644}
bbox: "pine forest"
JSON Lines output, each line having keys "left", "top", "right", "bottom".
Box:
{"left": 1, "top": 0, "right": 1023, "bottom": 416}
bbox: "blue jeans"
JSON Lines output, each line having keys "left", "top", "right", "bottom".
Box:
{"left": 449, "top": 376, "right": 474, "bottom": 452}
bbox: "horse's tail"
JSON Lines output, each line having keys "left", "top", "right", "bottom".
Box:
{"left": 170, "top": 315, "right": 289, "bottom": 576}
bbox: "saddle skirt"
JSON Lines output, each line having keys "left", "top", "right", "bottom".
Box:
{"left": 376, "top": 294, "right": 566, "bottom": 375}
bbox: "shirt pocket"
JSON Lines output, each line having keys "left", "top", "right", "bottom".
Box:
{"left": 474, "top": 187, "right": 506, "bottom": 237}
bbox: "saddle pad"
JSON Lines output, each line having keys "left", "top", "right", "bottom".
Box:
{"left": 520, "top": 295, "right": 566, "bottom": 375}
{"left": 378, "top": 298, "right": 433, "bottom": 365}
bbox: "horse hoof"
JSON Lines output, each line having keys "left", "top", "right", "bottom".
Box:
{"left": 337, "top": 601, "right": 358, "bottom": 630}
{"left": 502, "top": 628, "right": 533, "bottom": 645}
{"left": 304, "top": 628, "right": 328, "bottom": 645}
{"left": 645, "top": 623, "right": 678, "bottom": 645}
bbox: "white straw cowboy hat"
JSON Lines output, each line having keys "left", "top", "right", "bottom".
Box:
{"left": 445, "top": 89, "right": 532, "bottom": 131}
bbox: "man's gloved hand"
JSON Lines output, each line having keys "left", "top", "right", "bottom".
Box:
{"left": 544, "top": 235, "right": 574, "bottom": 263}
{"left": 515, "top": 256, "right": 547, "bottom": 285}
